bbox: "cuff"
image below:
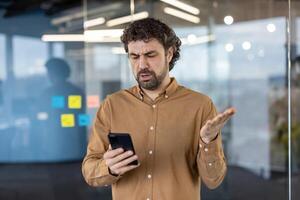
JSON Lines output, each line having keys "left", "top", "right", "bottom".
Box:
{"left": 198, "top": 134, "right": 226, "bottom": 178}
{"left": 99, "top": 159, "right": 122, "bottom": 180}
{"left": 88, "top": 159, "right": 122, "bottom": 186}
{"left": 199, "top": 133, "right": 223, "bottom": 161}
{"left": 108, "top": 167, "right": 119, "bottom": 177}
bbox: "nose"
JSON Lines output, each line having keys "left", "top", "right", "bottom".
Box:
{"left": 138, "top": 55, "right": 148, "bottom": 70}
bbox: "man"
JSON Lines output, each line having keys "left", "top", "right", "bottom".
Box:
{"left": 82, "top": 18, "right": 235, "bottom": 200}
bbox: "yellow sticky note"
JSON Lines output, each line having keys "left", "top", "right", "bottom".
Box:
{"left": 61, "top": 114, "right": 75, "bottom": 127}
{"left": 68, "top": 95, "right": 82, "bottom": 109}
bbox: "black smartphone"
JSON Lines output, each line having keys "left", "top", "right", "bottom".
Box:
{"left": 108, "top": 133, "right": 138, "bottom": 165}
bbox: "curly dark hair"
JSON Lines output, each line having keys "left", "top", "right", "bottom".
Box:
{"left": 121, "top": 18, "right": 181, "bottom": 71}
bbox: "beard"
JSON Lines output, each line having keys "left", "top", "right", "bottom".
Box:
{"left": 136, "top": 63, "right": 168, "bottom": 91}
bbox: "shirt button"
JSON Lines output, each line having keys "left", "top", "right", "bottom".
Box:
{"left": 147, "top": 174, "right": 152, "bottom": 179}
{"left": 199, "top": 144, "right": 202, "bottom": 148}
{"left": 146, "top": 198, "right": 150, "bottom": 200}
{"left": 150, "top": 126, "right": 154, "bottom": 130}
{"left": 152, "top": 104, "right": 156, "bottom": 108}
{"left": 149, "top": 150, "right": 153, "bottom": 155}
{"left": 208, "top": 163, "right": 212, "bottom": 166}
{"left": 204, "top": 148, "right": 208, "bottom": 152}
{"left": 165, "top": 95, "right": 168, "bottom": 98}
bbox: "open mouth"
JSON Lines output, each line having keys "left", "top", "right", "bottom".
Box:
{"left": 139, "top": 73, "right": 152, "bottom": 81}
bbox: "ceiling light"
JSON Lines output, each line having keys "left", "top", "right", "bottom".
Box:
{"left": 84, "top": 17, "right": 105, "bottom": 29}
{"left": 187, "top": 34, "right": 197, "bottom": 43}
{"left": 41, "top": 34, "right": 85, "bottom": 42}
{"left": 84, "top": 29, "right": 123, "bottom": 42}
{"left": 106, "top": 11, "right": 149, "bottom": 27}
{"left": 224, "top": 16, "right": 234, "bottom": 25}
{"left": 225, "top": 43, "right": 234, "bottom": 52}
{"left": 181, "top": 34, "right": 215, "bottom": 45}
{"left": 242, "top": 41, "right": 251, "bottom": 50}
{"left": 42, "top": 29, "right": 123, "bottom": 43}
{"left": 84, "top": 29, "right": 123, "bottom": 37}
{"left": 112, "top": 47, "right": 126, "bottom": 54}
{"left": 164, "top": 7, "right": 200, "bottom": 24}
{"left": 266, "top": 23, "right": 276, "bottom": 32}
{"left": 160, "top": 0, "right": 200, "bottom": 15}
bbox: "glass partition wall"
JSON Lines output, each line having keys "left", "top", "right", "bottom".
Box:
{"left": 82, "top": 0, "right": 297, "bottom": 199}
{"left": 291, "top": 1, "right": 300, "bottom": 199}
{"left": 0, "top": 0, "right": 298, "bottom": 199}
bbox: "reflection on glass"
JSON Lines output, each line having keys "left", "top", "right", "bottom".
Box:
{"left": 52, "top": 42, "right": 65, "bottom": 58}
{"left": 0, "top": 34, "right": 6, "bottom": 81}
{"left": 33, "top": 58, "right": 87, "bottom": 161}
{"left": 0, "top": 34, "right": 5, "bottom": 106}
{"left": 13, "top": 35, "right": 48, "bottom": 78}
{"left": 291, "top": 56, "right": 300, "bottom": 200}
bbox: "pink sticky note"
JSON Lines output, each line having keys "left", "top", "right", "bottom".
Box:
{"left": 87, "top": 95, "right": 100, "bottom": 108}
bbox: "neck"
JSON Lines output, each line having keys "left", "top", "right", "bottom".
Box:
{"left": 141, "top": 76, "right": 171, "bottom": 101}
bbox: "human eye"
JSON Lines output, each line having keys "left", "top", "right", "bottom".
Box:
{"left": 146, "top": 52, "right": 157, "bottom": 58}
{"left": 130, "top": 54, "right": 139, "bottom": 60}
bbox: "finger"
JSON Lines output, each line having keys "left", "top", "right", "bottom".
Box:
{"left": 216, "top": 108, "right": 236, "bottom": 124}
{"left": 224, "top": 107, "right": 236, "bottom": 115}
{"left": 103, "top": 148, "right": 124, "bottom": 160}
{"left": 110, "top": 155, "right": 138, "bottom": 170}
{"left": 218, "top": 107, "right": 235, "bottom": 120}
{"left": 219, "top": 111, "right": 235, "bottom": 124}
{"left": 216, "top": 114, "right": 228, "bottom": 124}
{"left": 206, "top": 116, "right": 224, "bottom": 133}
{"left": 113, "top": 163, "right": 140, "bottom": 175}
{"left": 213, "top": 114, "right": 224, "bottom": 124}
{"left": 108, "top": 150, "right": 134, "bottom": 166}
{"left": 213, "top": 116, "right": 233, "bottom": 132}
{"left": 209, "top": 114, "right": 223, "bottom": 128}
{"left": 203, "top": 116, "right": 224, "bottom": 135}
{"left": 206, "top": 107, "right": 236, "bottom": 126}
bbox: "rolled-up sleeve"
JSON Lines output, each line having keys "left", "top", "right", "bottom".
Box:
{"left": 82, "top": 97, "right": 121, "bottom": 187}
{"left": 196, "top": 99, "right": 227, "bottom": 189}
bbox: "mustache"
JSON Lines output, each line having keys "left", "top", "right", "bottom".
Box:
{"left": 137, "top": 69, "right": 154, "bottom": 76}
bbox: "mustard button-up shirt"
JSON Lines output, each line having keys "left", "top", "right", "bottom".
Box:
{"left": 82, "top": 78, "right": 227, "bottom": 200}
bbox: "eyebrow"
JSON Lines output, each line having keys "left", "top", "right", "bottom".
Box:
{"left": 129, "top": 50, "right": 157, "bottom": 57}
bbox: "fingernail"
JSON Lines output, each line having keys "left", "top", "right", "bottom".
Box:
{"left": 128, "top": 151, "right": 133, "bottom": 155}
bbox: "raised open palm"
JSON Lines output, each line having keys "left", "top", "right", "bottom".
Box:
{"left": 200, "top": 107, "right": 236, "bottom": 144}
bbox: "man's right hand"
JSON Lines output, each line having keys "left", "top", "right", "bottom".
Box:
{"left": 103, "top": 146, "right": 139, "bottom": 176}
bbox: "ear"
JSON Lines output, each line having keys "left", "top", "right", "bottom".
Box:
{"left": 166, "top": 47, "right": 174, "bottom": 64}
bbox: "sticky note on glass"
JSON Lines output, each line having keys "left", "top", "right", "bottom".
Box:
{"left": 52, "top": 96, "right": 65, "bottom": 108}
{"left": 78, "top": 114, "right": 91, "bottom": 126}
{"left": 68, "top": 95, "right": 82, "bottom": 109}
{"left": 61, "top": 114, "right": 75, "bottom": 127}
{"left": 87, "top": 95, "right": 100, "bottom": 108}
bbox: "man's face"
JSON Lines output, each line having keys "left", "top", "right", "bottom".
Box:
{"left": 127, "top": 39, "right": 173, "bottom": 90}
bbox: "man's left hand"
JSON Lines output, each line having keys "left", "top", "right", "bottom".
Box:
{"left": 200, "top": 107, "right": 236, "bottom": 144}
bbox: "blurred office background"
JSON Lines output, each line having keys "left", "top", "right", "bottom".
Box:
{"left": 0, "top": 0, "right": 299, "bottom": 199}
